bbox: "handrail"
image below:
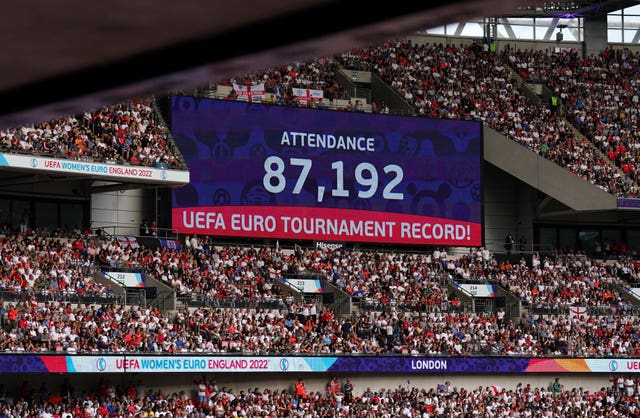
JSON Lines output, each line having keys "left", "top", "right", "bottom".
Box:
{"left": 0, "top": 289, "right": 124, "bottom": 305}
{"left": 93, "top": 226, "right": 179, "bottom": 240}
{"left": 526, "top": 304, "right": 640, "bottom": 316}
{"left": 353, "top": 299, "right": 466, "bottom": 314}
{"left": 182, "top": 90, "right": 371, "bottom": 113}
{"left": 176, "top": 295, "right": 290, "bottom": 310}
{"left": 148, "top": 290, "right": 176, "bottom": 312}
{"left": 151, "top": 97, "right": 188, "bottom": 169}
{"left": 0, "top": 350, "right": 638, "bottom": 358}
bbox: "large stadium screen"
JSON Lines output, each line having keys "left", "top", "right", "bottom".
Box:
{"left": 171, "top": 96, "right": 483, "bottom": 246}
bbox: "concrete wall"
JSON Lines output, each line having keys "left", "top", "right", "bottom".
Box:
{"left": 483, "top": 125, "right": 617, "bottom": 212}
{"left": 483, "top": 162, "right": 517, "bottom": 252}
{"left": 584, "top": 14, "right": 609, "bottom": 57}
{"left": 90, "top": 182, "right": 151, "bottom": 236}
{"left": 483, "top": 163, "right": 536, "bottom": 254}
{"left": 0, "top": 372, "right": 617, "bottom": 400}
{"left": 480, "top": 125, "right": 622, "bottom": 253}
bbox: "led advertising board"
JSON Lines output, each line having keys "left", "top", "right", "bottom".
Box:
{"left": 171, "top": 97, "right": 482, "bottom": 246}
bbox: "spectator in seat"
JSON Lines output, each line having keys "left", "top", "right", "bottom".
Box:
{"left": 139, "top": 220, "right": 150, "bottom": 236}
{"left": 504, "top": 233, "right": 514, "bottom": 254}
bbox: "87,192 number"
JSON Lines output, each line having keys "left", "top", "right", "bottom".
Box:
{"left": 263, "top": 156, "right": 404, "bottom": 202}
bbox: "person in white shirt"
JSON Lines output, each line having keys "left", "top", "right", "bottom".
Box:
{"left": 625, "top": 377, "right": 635, "bottom": 396}
{"left": 617, "top": 376, "right": 625, "bottom": 393}
{"left": 334, "top": 392, "right": 344, "bottom": 410}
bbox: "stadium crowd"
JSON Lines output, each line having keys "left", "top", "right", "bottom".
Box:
{"left": 0, "top": 233, "right": 113, "bottom": 300}
{"left": 0, "top": 232, "right": 640, "bottom": 356}
{"left": 3, "top": 297, "right": 640, "bottom": 356}
{"left": 502, "top": 46, "right": 640, "bottom": 196}
{"left": 493, "top": 253, "right": 633, "bottom": 309}
{"left": 0, "top": 98, "right": 184, "bottom": 169}
{"left": 0, "top": 375, "right": 639, "bottom": 417}
{"left": 1, "top": 27, "right": 640, "bottom": 418}
{"left": 223, "top": 58, "right": 348, "bottom": 105}
{"left": 335, "top": 39, "right": 627, "bottom": 196}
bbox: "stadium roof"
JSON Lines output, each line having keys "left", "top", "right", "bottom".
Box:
{"left": 1, "top": 0, "right": 548, "bottom": 130}
{"left": 502, "top": 0, "right": 638, "bottom": 16}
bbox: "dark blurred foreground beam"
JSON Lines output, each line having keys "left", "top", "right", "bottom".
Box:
{"left": 0, "top": 0, "right": 537, "bottom": 129}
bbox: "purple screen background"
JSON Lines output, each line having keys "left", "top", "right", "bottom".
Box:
{"left": 171, "top": 96, "right": 482, "bottom": 223}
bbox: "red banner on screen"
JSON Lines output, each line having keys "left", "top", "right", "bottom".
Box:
{"left": 173, "top": 206, "right": 481, "bottom": 246}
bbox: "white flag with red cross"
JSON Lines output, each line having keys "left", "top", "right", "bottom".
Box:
{"left": 292, "top": 87, "right": 323, "bottom": 104}
{"left": 232, "top": 83, "right": 266, "bottom": 102}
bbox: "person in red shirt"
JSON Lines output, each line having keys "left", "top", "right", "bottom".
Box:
{"left": 327, "top": 377, "right": 340, "bottom": 395}
{"left": 48, "top": 392, "right": 62, "bottom": 405}
{"left": 126, "top": 382, "right": 137, "bottom": 400}
{"left": 7, "top": 305, "right": 18, "bottom": 329}
{"left": 97, "top": 402, "right": 109, "bottom": 416}
{"left": 294, "top": 378, "right": 307, "bottom": 399}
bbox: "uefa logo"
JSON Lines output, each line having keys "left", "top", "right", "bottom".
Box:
{"left": 279, "top": 358, "right": 289, "bottom": 371}
{"left": 30, "top": 158, "right": 37, "bottom": 168}
{"left": 609, "top": 360, "right": 618, "bottom": 372}
{"left": 96, "top": 357, "right": 107, "bottom": 372}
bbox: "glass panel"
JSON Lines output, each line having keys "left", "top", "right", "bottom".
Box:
{"left": 561, "top": 29, "right": 580, "bottom": 41}
{"left": 534, "top": 18, "right": 553, "bottom": 40}
{"left": 624, "top": 4, "right": 640, "bottom": 14}
{"left": 426, "top": 25, "right": 446, "bottom": 35}
{"left": 460, "top": 22, "right": 485, "bottom": 37}
{"left": 495, "top": 25, "right": 509, "bottom": 38}
{"left": 602, "top": 229, "right": 622, "bottom": 256}
{"left": 535, "top": 17, "right": 555, "bottom": 27}
{"left": 558, "top": 228, "right": 576, "bottom": 252}
{"left": 624, "top": 29, "right": 639, "bottom": 43}
{"left": 625, "top": 18, "right": 640, "bottom": 31}
{"left": 34, "top": 201, "right": 57, "bottom": 235}
{"left": 60, "top": 202, "right": 84, "bottom": 234}
{"left": 446, "top": 23, "right": 458, "bottom": 35}
{"left": 578, "top": 230, "right": 599, "bottom": 255}
{"left": 627, "top": 230, "right": 640, "bottom": 256}
{"left": 511, "top": 25, "right": 535, "bottom": 39}
{"left": 502, "top": 17, "right": 534, "bottom": 25}
{"left": 608, "top": 15, "right": 623, "bottom": 28}
{"left": 0, "top": 198, "right": 10, "bottom": 229}
{"left": 539, "top": 227, "right": 557, "bottom": 252}
{"left": 609, "top": 29, "right": 623, "bottom": 43}
{"left": 12, "top": 200, "right": 29, "bottom": 233}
